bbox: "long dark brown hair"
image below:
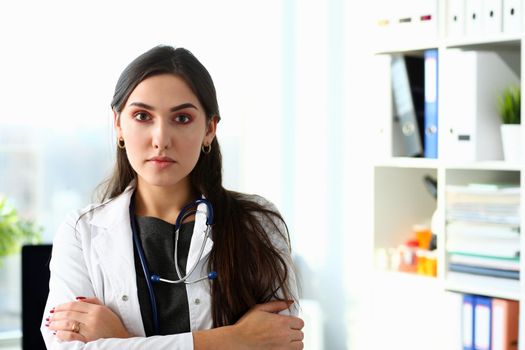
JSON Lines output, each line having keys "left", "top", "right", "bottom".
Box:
{"left": 101, "top": 45, "right": 293, "bottom": 326}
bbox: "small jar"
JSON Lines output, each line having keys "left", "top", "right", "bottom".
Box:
{"left": 397, "top": 239, "right": 418, "bottom": 273}
{"left": 413, "top": 224, "right": 432, "bottom": 250}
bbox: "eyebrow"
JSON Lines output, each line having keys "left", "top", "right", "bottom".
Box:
{"left": 128, "top": 102, "right": 198, "bottom": 112}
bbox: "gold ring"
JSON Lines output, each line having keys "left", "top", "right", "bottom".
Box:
{"left": 71, "top": 321, "right": 80, "bottom": 333}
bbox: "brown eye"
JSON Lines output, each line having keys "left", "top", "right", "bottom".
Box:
{"left": 175, "top": 114, "right": 191, "bottom": 124}
{"left": 134, "top": 112, "right": 150, "bottom": 122}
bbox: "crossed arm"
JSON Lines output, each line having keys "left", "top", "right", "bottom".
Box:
{"left": 46, "top": 297, "right": 304, "bottom": 349}
{"left": 43, "top": 212, "right": 304, "bottom": 349}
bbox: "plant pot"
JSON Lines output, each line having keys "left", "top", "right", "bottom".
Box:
{"left": 500, "top": 124, "right": 522, "bottom": 161}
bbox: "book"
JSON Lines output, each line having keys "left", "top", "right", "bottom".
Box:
{"left": 447, "top": 222, "right": 520, "bottom": 240}
{"left": 446, "top": 185, "right": 521, "bottom": 205}
{"left": 446, "top": 184, "right": 521, "bottom": 225}
{"left": 449, "top": 264, "right": 520, "bottom": 280}
{"left": 447, "top": 235, "right": 520, "bottom": 259}
{"left": 449, "top": 253, "right": 520, "bottom": 271}
{"left": 446, "top": 212, "right": 520, "bottom": 226}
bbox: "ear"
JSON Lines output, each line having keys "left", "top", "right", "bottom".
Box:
{"left": 113, "top": 109, "right": 123, "bottom": 139}
{"left": 204, "top": 115, "right": 218, "bottom": 145}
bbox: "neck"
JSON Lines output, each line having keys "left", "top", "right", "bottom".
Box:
{"left": 134, "top": 177, "right": 197, "bottom": 224}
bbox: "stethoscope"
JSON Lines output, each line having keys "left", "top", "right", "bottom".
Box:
{"left": 129, "top": 194, "right": 217, "bottom": 335}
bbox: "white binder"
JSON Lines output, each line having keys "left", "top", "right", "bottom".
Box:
{"left": 396, "top": 0, "right": 414, "bottom": 43}
{"left": 465, "top": 0, "right": 484, "bottom": 36}
{"left": 484, "top": 0, "right": 504, "bottom": 34}
{"left": 503, "top": 0, "right": 522, "bottom": 33}
{"left": 441, "top": 50, "right": 520, "bottom": 162}
{"left": 374, "top": 0, "right": 397, "bottom": 45}
{"left": 447, "top": 0, "right": 466, "bottom": 38}
{"left": 413, "top": 0, "right": 438, "bottom": 40}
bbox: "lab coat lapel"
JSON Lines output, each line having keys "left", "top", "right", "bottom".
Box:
{"left": 91, "top": 208, "right": 134, "bottom": 289}
{"left": 90, "top": 186, "right": 135, "bottom": 276}
{"left": 89, "top": 185, "right": 146, "bottom": 336}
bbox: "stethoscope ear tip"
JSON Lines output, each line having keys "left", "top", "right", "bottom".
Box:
{"left": 208, "top": 271, "right": 218, "bottom": 280}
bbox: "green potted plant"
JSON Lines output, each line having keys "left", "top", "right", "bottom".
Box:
{"left": 0, "top": 196, "right": 42, "bottom": 318}
{"left": 497, "top": 86, "right": 521, "bottom": 161}
{"left": 0, "top": 196, "right": 42, "bottom": 262}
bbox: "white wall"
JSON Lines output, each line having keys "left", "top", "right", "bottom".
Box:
{"left": 342, "top": 2, "right": 379, "bottom": 349}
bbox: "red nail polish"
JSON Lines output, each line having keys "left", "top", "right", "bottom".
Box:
{"left": 50, "top": 309, "right": 55, "bottom": 313}
{"left": 53, "top": 331, "right": 57, "bottom": 335}
{"left": 45, "top": 323, "right": 49, "bottom": 327}
{"left": 76, "top": 296, "right": 86, "bottom": 300}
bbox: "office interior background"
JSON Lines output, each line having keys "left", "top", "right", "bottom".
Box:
{"left": 0, "top": 1, "right": 378, "bottom": 349}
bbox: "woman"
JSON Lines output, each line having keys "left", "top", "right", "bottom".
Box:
{"left": 42, "top": 45, "right": 303, "bottom": 349}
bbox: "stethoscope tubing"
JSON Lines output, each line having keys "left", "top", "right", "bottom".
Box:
{"left": 129, "top": 199, "right": 161, "bottom": 334}
{"left": 129, "top": 194, "right": 215, "bottom": 335}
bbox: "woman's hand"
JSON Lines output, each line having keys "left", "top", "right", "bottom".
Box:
{"left": 231, "top": 300, "right": 305, "bottom": 350}
{"left": 46, "top": 297, "right": 131, "bottom": 343}
{"left": 193, "top": 300, "right": 304, "bottom": 350}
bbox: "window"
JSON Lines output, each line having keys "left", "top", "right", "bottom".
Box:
{"left": 0, "top": 125, "right": 113, "bottom": 332}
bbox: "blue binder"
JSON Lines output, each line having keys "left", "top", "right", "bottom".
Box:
{"left": 463, "top": 294, "right": 475, "bottom": 350}
{"left": 474, "top": 296, "right": 492, "bottom": 350}
{"left": 424, "top": 49, "right": 438, "bottom": 158}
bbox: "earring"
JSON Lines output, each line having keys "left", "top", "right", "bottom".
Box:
{"left": 117, "top": 138, "right": 126, "bottom": 149}
{"left": 201, "top": 144, "right": 212, "bottom": 154}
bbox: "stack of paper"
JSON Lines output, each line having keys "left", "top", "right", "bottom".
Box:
{"left": 446, "top": 184, "right": 520, "bottom": 280}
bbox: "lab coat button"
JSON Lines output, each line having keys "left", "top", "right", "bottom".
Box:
{"left": 122, "top": 295, "right": 129, "bottom": 301}
{"left": 194, "top": 298, "right": 201, "bottom": 305}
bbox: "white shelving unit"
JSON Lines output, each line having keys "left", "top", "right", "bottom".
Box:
{"left": 370, "top": 0, "right": 524, "bottom": 349}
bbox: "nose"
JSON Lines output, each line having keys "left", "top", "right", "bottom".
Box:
{"left": 152, "top": 120, "right": 171, "bottom": 150}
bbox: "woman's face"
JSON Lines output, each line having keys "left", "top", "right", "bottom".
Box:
{"left": 115, "top": 73, "right": 216, "bottom": 190}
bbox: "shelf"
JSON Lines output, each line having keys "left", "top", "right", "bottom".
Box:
{"left": 444, "top": 161, "right": 523, "bottom": 171}
{"left": 445, "top": 34, "right": 522, "bottom": 51}
{"left": 373, "top": 270, "right": 441, "bottom": 291}
{"left": 374, "top": 42, "right": 439, "bottom": 55}
{"left": 370, "top": 10, "right": 525, "bottom": 350}
{"left": 374, "top": 157, "right": 440, "bottom": 169}
{"left": 375, "top": 34, "right": 521, "bottom": 54}
{"left": 445, "top": 272, "right": 521, "bottom": 300}
{"left": 374, "top": 159, "right": 522, "bottom": 171}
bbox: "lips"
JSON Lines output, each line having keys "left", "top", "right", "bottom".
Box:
{"left": 147, "top": 156, "right": 176, "bottom": 163}
{"left": 146, "top": 156, "right": 176, "bottom": 169}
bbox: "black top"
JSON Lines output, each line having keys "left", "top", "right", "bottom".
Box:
{"left": 133, "top": 215, "right": 194, "bottom": 336}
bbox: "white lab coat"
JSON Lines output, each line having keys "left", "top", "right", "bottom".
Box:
{"left": 41, "top": 183, "right": 298, "bottom": 349}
